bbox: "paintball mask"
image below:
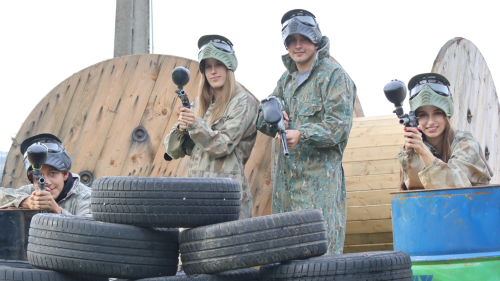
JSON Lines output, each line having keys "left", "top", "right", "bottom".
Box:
{"left": 281, "top": 9, "right": 322, "bottom": 49}
{"left": 20, "top": 133, "right": 71, "bottom": 183}
{"left": 408, "top": 73, "right": 454, "bottom": 117}
{"left": 198, "top": 35, "right": 238, "bottom": 72}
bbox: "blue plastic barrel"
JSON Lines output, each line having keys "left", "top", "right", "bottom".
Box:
{"left": 392, "top": 185, "right": 500, "bottom": 261}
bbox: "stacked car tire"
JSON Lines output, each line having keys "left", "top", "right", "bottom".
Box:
{"left": 15, "top": 176, "right": 412, "bottom": 280}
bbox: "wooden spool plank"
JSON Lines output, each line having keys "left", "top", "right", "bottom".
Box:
{"left": 347, "top": 190, "right": 394, "bottom": 207}
{"left": 58, "top": 62, "right": 106, "bottom": 156}
{"left": 347, "top": 204, "right": 392, "bottom": 221}
{"left": 342, "top": 145, "right": 401, "bottom": 163}
{"left": 70, "top": 56, "right": 140, "bottom": 175}
{"left": 43, "top": 72, "right": 84, "bottom": 137}
{"left": 432, "top": 37, "right": 500, "bottom": 183}
{"left": 93, "top": 55, "right": 165, "bottom": 179}
{"left": 345, "top": 173, "right": 400, "bottom": 192}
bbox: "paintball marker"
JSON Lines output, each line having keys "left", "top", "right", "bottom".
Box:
{"left": 261, "top": 96, "right": 290, "bottom": 157}
{"left": 172, "top": 66, "right": 191, "bottom": 109}
{"left": 164, "top": 66, "right": 192, "bottom": 162}
{"left": 383, "top": 79, "right": 419, "bottom": 128}
{"left": 27, "top": 143, "right": 48, "bottom": 191}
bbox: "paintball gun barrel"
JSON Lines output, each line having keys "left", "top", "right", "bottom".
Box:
{"left": 27, "top": 143, "right": 48, "bottom": 191}
{"left": 383, "top": 79, "right": 419, "bottom": 128}
{"left": 261, "top": 96, "right": 290, "bottom": 157}
{"left": 172, "top": 66, "right": 191, "bottom": 109}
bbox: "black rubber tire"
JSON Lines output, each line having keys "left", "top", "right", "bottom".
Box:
{"left": 0, "top": 259, "right": 107, "bottom": 281}
{"left": 27, "top": 214, "right": 179, "bottom": 279}
{"left": 259, "top": 251, "right": 413, "bottom": 281}
{"left": 179, "top": 209, "right": 328, "bottom": 275}
{"left": 128, "top": 268, "right": 259, "bottom": 281}
{"left": 91, "top": 177, "right": 241, "bottom": 228}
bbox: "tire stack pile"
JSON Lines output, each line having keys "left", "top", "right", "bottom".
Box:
{"left": 3, "top": 176, "right": 413, "bottom": 281}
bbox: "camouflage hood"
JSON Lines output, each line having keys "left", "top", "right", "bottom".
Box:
{"left": 281, "top": 36, "right": 330, "bottom": 73}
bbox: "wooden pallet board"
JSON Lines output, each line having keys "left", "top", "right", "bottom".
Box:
{"left": 346, "top": 219, "right": 393, "bottom": 235}
{"left": 344, "top": 232, "right": 393, "bottom": 245}
{"left": 342, "top": 145, "right": 401, "bottom": 163}
{"left": 345, "top": 174, "right": 401, "bottom": 192}
{"left": 347, "top": 190, "right": 395, "bottom": 207}
{"left": 347, "top": 204, "right": 392, "bottom": 221}
{"left": 343, "top": 243, "right": 394, "bottom": 253}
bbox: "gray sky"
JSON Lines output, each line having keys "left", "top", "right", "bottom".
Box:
{"left": 0, "top": 0, "right": 498, "bottom": 152}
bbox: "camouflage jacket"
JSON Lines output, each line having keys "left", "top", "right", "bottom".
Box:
{"left": 164, "top": 88, "right": 259, "bottom": 219}
{"left": 398, "top": 130, "right": 493, "bottom": 190}
{"left": 257, "top": 36, "right": 357, "bottom": 255}
{"left": 0, "top": 173, "right": 92, "bottom": 217}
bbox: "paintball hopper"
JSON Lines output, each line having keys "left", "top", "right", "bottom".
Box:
{"left": 172, "top": 66, "right": 190, "bottom": 89}
{"left": 261, "top": 97, "right": 289, "bottom": 157}
{"left": 27, "top": 143, "right": 48, "bottom": 170}
{"left": 383, "top": 79, "right": 418, "bottom": 128}
{"left": 172, "top": 66, "right": 191, "bottom": 109}
{"left": 383, "top": 80, "right": 406, "bottom": 117}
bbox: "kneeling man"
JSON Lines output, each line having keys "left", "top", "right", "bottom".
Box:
{"left": 0, "top": 134, "right": 91, "bottom": 216}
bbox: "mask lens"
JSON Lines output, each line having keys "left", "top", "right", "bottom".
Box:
{"left": 199, "top": 42, "right": 232, "bottom": 54}
{"left": 295, "top": 16, "right": 317, "bottom": 26}
{"left": 282, "top": 16, "right": 317, "bottom": 30}
{"left": 212, "top": 42, "right": 232, "bottom": 53}
{"left": 410, "top": 83, "right": 450, "bottom": 99}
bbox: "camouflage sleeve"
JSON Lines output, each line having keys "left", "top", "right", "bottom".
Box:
{"left": 297, "top": 68, "right": 356, "bottom": 147}
{"left": 397, "top": 148, "right": 425, "bottom": 190}
{"left": 418, "top": 137, "right": 493, "bottom": 189}
{"left": 0, "top": 185, "right": 35, "bottom": 208}
{"left": 257, "top": 78, "right": 285, "bottom": 137}
{"left": 164, "top": 122, "right": 192, "bottom": 159}
{"left": 187, "top": 92, "right": 258, "bottom": 158}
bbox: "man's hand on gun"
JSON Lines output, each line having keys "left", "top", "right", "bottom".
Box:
{"left": 274, "top": 111, "right": 301, "bottom": 150}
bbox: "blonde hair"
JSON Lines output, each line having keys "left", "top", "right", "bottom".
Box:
{"left": 195, "top": 69, "right": 239, "bottom": 125}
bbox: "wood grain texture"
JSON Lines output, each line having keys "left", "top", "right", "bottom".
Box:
{"left": 347, "top": 190, "right": 394, "bottom": 207}
{"left": 347, "top": 205, "right": 392, "bottom": 221}
{"left": 432, "top": 37, "right": 500, "bottom": 183}
{"left": 343, "top": 243, "right": 393, "bottom": 253}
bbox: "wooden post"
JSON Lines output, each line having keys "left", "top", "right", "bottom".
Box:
{"left": 114, "top": 0, "right": 150, "bottom": 58}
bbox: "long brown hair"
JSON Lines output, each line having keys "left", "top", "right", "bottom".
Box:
{"left": 195, "top": 70, "right": 239, "bottom": 125}
{"left": 421, "top": 114, "right": 455, "bottom": 163}
{"left": 400, "top": 111, "right": 455, "bottom": 191}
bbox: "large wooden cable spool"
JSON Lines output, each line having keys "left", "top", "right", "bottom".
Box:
{"left": 1, "top": 55, "right": 203, "bottom": 188}
{"left": 432, "top": 37, "right": 499, "bottom": 183}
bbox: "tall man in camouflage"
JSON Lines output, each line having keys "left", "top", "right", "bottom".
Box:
{"left": 0, "top": 134, "right": 92, "bottom": 216}
{"left": 257, "top": 9, "right": 357, "bottom": 254}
